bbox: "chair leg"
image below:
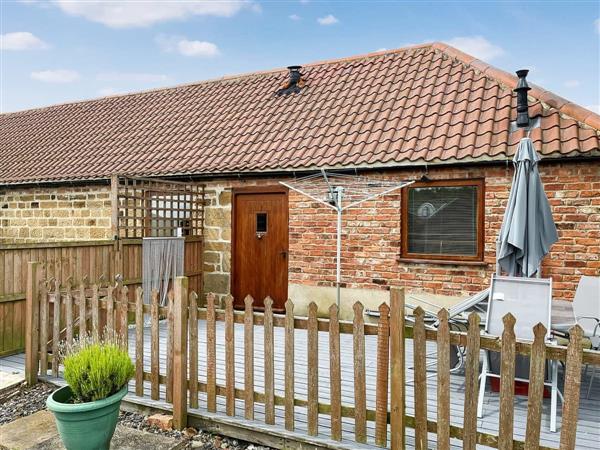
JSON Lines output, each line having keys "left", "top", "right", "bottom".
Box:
{"left": 587, "top": 364, "right": 596, "bottom": 399}
{"left": 550, "top": 359, "right": 558, "bottom": 432}
{"left": 477, "top": 352, "right": 488, "bottom": 418}
{"left": 450, "top": 346, "right": 465, "bottom": 374}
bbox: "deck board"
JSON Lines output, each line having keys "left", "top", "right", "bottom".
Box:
{"left": 1, "top": 318, "right": 598, "bottom": 449}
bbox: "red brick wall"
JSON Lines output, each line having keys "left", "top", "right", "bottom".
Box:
{"left": 288, "top": 160, "right": 600, "bottom": 301}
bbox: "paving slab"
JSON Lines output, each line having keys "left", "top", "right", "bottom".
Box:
{"left": 0, "top": 410, "right": 57, "bottom": 450}
{"left": 0, "top": 371, "right": 24, "bottom": 393}
{"left": 0, "top": 410, "right": 185, "bottom": 450}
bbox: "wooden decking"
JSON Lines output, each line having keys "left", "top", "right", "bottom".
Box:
{"left": 1, "top": 319, "right": 598, "bottom": 449}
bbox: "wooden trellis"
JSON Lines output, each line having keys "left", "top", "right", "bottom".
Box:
{"left": 111, "top": 175, "right": 204, "bottom": 239}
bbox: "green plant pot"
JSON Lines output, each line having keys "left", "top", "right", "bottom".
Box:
{"left": 46, "top": 385, "right": 128, "bottom": 450}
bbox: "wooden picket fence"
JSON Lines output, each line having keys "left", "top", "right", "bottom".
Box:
{"left": 25, "top": 264, "right": 599, "bottom": 450}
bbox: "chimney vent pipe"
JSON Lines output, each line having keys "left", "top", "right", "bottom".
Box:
{"left": 514, "top": 69, "right": 531, "bottom": 128}
{"left": 276, "top": 65, "right": 304, "bottom": 96}
{"left": 288, "top": 66, "right": 302, "bottom": 84}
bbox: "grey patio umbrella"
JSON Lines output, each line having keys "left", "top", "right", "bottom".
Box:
{"left": 497, "top": 137, "right": 558, "bottom": 277}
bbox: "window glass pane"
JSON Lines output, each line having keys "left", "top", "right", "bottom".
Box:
{"left": 256, "top": 212, "right": 267, "bottom": 233}
{"left": 407, "top": 185, "right": 478, "bottom": 256}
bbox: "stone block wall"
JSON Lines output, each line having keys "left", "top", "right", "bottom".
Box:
{"left": 0, "top": 185, "right": 112, "bottom": 243}
{"left": 202, "top": 185, "right": 232, "bottom": 304}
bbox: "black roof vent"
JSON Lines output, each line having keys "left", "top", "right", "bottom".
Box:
{"left": 276, "top": 66, "right": 305, "bottom": 96}
{"left": 514, "top": 69, "right": 531, "bottom": 128}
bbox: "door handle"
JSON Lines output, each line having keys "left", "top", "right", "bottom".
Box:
{"left": 280, "top": 251, "right": 287, "bottom": 259}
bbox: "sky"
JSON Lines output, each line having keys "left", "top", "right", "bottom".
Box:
{"left": 1, "top": 0, "right": 599, "bottom": 114}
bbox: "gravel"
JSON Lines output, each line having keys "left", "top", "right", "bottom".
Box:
{"left": 0, "top": 383, "right": 274, "bottom": 450}
{"left": 0, "top": 381, "right": 56, "bottom": 425}
{"left": 118, "top": 410, "right": 275, "bottom": 450}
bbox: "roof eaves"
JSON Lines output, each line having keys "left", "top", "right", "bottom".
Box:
{"left": 3, "top": 150, "right": 599, "bottom": 187}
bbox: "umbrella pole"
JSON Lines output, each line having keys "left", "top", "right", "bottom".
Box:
{"left": 496, "top": 239, "right": 501, "bottom": 276}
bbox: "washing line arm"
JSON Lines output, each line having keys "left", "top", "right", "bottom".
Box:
{"left": 321, "top": 168, "right": 339, "bottom": 208}
{"left": 341, "top": 180, "right": 414, "bottom": 211}
{"left": 279, "top": 181, "right": 340, "bottom": 211}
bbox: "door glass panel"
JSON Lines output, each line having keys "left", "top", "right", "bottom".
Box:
{"left": 256, "top": 212, "right": 267, "bottom": 234}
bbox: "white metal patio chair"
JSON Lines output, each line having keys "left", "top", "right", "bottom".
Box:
{"left": 477, "top": 275, "right": 563, "bottom": 432}
{"left": 554, "top": 276, "right": 600, "bottom": 398}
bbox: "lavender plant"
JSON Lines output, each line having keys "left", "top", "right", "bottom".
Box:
{"left": 61, "top": 334, "right": 134, "bottom": 403}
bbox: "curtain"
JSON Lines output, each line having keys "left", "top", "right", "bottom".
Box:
{"left": 142, "top": 237, "right": 185, "bottom": 307}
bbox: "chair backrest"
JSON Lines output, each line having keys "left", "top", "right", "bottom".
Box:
{"left": 573, "top": 276, "right": 600, "bottom": 336}
{"left": 485, "top": 275, "right": 552, "bottom": 341}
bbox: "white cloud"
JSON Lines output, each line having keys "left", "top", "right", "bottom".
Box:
{"left": 444, "top": 36, "right": 505, "bottom": 62}
{"left": 156, "top": 34, "right": 219, "bottom": 57}
{"left": 585, "top": 104, "right": 600, "bottom": 114}
{"left": 53, "top": 0, "right": 254, "bottom": 28}
{"left": 376, "top": 47, "right": 387, "bottom": 52}
{"left": 0, "top": 31, "right": 48, "bottom": 50}
{"left": 317, "top": 14, "right": 339, "bottom": 26}
{"left": 177, "top": 40, "right": 220, "bottom": 57}
{"left": 289, "top": 14, "right": 301, "bottom": 21}
{"left": 30, "top": 69, "right": 80, "bottom": 83}
{"left": 564, "top": 80, "right": 581, "bottom": 88}
{"left": 96, "top": 72, "right": 170, "bottom": 83}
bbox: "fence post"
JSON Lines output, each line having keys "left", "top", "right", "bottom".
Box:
{"left": 524, "top": 324, "right": 547, "bottom": 450}
{"left": 498, "top": 314, "right": 516, "bottom": 450}
{"left": 413, "top": 307, "right": 428, "bottom": 450}
{"left": 389, "top": 287, "right": 405, "bottom": 450}
{"left": 436, "top": 308, "right": 451, "bottom": 450}
{"left": 25, "top": 261, "right": 41, "bottom": 386}
{"left": 172, "top": 276, "right": 189, "bottom": 429}
{"left": 110, "top": 174, "right": 119, "bottom": 240}
{"left": 463, "top": 312, "right": 481, "bottom": 450}
{"left": 375, "top": 302, "right": 390, "bottom": 447}
{"left": 559, "top": 325, "right": 584, "bottom": 450}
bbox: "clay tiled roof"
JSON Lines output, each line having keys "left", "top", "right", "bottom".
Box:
{"left": 1, "top": 42, "right": 599, "bottom": 185}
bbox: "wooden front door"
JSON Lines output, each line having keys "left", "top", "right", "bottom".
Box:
{"left": 232, "top": 188, "right": 288, "bottom": 311}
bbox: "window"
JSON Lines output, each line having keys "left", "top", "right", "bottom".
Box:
{"left": 256, "top": 212, "right": 268, "bottom": 234}
{"left": 401, "top": 179, "right": 484, "bottom": 262}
